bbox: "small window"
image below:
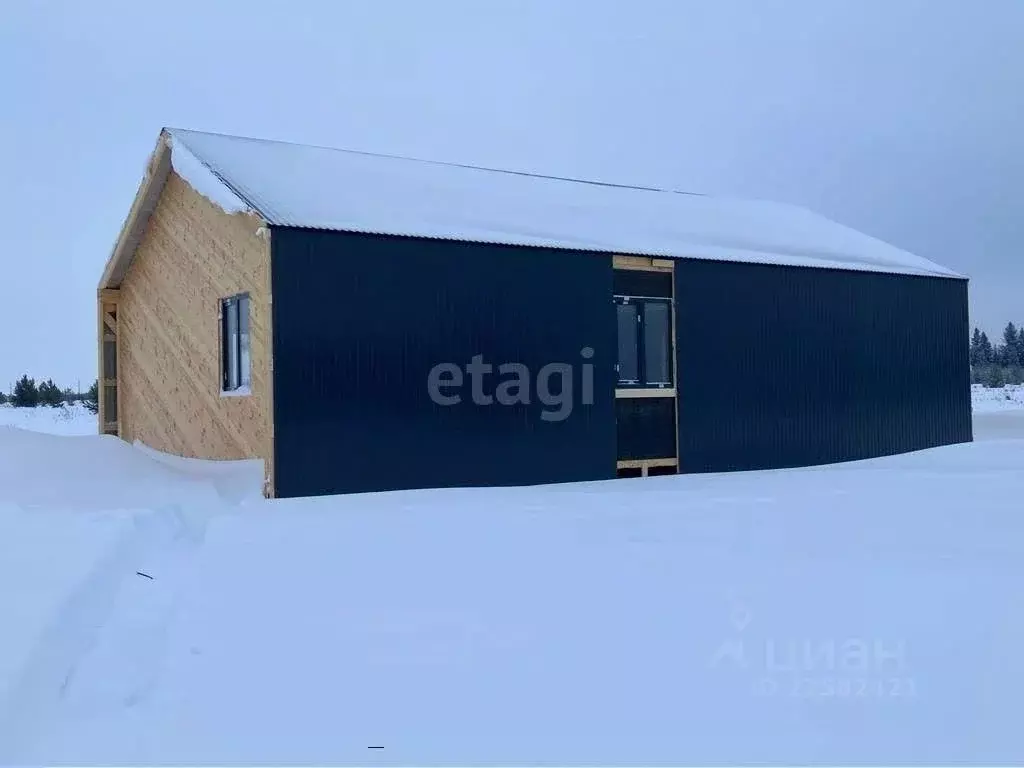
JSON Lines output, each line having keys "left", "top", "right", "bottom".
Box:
{"left": 615, "top": 295, "right": 673, "bottom": 387}
{"left": 643, "top": 300, "right": 672, "bottom": 385}
{"left": 617, "top": 302, "right": 640, "bottom": 383}
{"left": 221, "top": 294, "right": 251, "bottom": 393}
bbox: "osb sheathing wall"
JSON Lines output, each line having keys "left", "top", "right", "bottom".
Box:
{"left": 117, "top": 170, "right": 274, "bottom": 495}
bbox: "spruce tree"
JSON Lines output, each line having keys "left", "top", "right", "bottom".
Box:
{"left": 12, "top": 375, "right": 38, "bottom": 407}
{"left": 970, "top": 328, "right": 984, "bottom": 366}
{"left": 1002, "top": 323, "right": 1020, "bottom": 366}
{"left": 38, "top": 379, "right": 64, "bottom": 407}
{"left": 83, "top": 380, "right": 99, "bottom": 415}
{"left": 980, "top": 332, "right": 994, "bottom": 364}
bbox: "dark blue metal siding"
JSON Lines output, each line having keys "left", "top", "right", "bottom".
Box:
{"left": 674, "top": 260, "right": 972, "bottom": 472}
{"left": 616, "top": 397, "right": 677, "bottom": 461}
{"left": 270, "top": 228, "right": 617, "bottom": 498}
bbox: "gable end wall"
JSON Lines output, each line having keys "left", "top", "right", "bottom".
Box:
{"left": 117, "top": 169, "right": 274, "bottom": 494}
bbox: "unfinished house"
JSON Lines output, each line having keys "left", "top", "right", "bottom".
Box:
{"left": 97, "top": 128, "right": 972, "bottom": 498}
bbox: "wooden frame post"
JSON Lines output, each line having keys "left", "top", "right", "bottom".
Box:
{"left": 97, "top": 289, "right": 120, "bottom": 436}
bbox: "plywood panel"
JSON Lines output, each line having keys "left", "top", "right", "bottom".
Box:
{"left": 118, "top": 170, "right": 274, "bottom": 494}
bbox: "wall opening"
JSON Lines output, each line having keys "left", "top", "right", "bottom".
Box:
{"left": 612, "top": 256, "right": 679, "bottom": 478}
{"left": 97, "top": 290, "right": 120, "bottom": 436}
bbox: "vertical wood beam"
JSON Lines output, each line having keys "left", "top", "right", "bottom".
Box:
{"left": 262, "top": 232, "right": 275, "bottom": 498}
{"left": 671, "top": 262, "right": 680, "bottom": 471}
{"left": 96, "top": 296, "right": 105, "bottom": 432}
{"left": 97, "top": 290, "right": 120, "bottom": 436}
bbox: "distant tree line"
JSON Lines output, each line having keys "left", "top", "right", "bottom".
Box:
{"left": 0, "top": 376, "right": 98, "bottom": 413}
{"left": 971, "top": 322, "right": 1024, "bottom": 387}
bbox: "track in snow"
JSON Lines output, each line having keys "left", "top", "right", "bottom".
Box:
{"left": 0, "top": 505, "right": 209, "bottom": 764}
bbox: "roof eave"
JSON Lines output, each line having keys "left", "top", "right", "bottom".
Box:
{"left": 97, "top": 129, "right": 174, "bottom": 292}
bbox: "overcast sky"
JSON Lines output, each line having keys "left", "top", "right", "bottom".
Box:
{"left": 1, "top": 0, "right": 1021, "bottom": 387}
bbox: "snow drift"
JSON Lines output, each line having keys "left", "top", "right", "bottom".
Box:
{"left": 0, "top": 427, "right": 264, "bottom": 764}
{"left": 0, "top": 426, "right": 263, "bottom": 512}
{"left": 1, "top": 422, "right": 1022, "bottom": 765}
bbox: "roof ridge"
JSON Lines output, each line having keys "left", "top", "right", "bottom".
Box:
{"left": 164, "top": 126, "right": 707, "bottom": 198}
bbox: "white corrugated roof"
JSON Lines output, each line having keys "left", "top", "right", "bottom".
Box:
{"left": 166, "top": 128, "right": 963, "bottom": 279}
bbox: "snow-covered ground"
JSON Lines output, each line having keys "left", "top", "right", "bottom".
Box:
{"left": 0, "top": 403, "right": 98, "bottom": 436}
{"left": 971, "top": 385, "right": 1024, "bottom": 441}
{"left": 1, "top": 392, "right": 1023, "bottom": 764}
{"left": 972, "top": 383, "right": 1024, "bottom": 412}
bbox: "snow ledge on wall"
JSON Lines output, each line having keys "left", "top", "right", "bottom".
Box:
{"left": 167, "top": 134, "right": 252, "bottom": 216}
{"left": 219, "top": 386, "right": 252, "bottom": 399}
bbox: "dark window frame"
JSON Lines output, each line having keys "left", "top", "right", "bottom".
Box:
{"left": 614, "top": 294, "right": 674, "bottom": 388}
{"left": 220, "top": 293, "right": 251, "bottom": 394}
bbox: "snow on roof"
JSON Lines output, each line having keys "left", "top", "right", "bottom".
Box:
{"left": 166, "top": 128, "right": 963, "bottom": 279}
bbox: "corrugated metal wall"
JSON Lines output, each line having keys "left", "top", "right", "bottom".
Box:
{"left": 270, "top": 228, "right": 617, "bottom": 497}
{"left": 616, "top": 398, "right": 676, "bottom": 460}
{"left": 673, "top": 259, "right": 973, "bottom": 472}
